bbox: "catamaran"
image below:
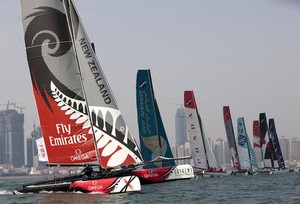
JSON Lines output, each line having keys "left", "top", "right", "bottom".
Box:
{"left": 15, "top": 0, "right": 143, "bottom": 194}
{"left": 184, "top": 91, "right": 231, "bottom": 177}
{"left": 130, "top": 70, "right": 194, "bottom": 183}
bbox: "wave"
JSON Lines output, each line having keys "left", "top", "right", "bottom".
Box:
{"left": 0, "top": 190, "right": 13, "bottom": 195}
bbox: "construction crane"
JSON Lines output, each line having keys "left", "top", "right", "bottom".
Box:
{"left": 0, "top": 100, "right": 15, "bottom": 110}
{"left": 0, "top": 101, "right": 26, "bottom": 113}
{"left": 15, "top": 105, "right": 26, "bottom": 113}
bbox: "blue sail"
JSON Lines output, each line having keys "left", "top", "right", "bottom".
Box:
{"left": 269, "top": 119, "right": 285, "bottom": 169}
{"left": 136, "top": 69, "right": 175, "bottom": 168}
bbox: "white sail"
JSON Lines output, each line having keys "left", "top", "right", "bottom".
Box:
{"left": 35, "top": 137, "right": 48, "bottom": 162}
{"left": 185, "top": 106, "right": 208, "bottom": 169}
{"left": 184, "top": 90, "right": 218, "bottom": 170}
{"left": 202, "top": 128, "right": 218, "bottom": 169}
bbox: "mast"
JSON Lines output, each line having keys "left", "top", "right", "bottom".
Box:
{"left": 60, "top": 0, "right": 143, "bottom": 168}
{"left": 63, "top": 0, "right": 102, "bottom": 170}
{"left": 196, "top": 110, "right": 210, "bottom": 169}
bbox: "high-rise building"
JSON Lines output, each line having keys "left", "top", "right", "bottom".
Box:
{"left": 214, "top": 138, "right": 225, "bottom": 167}
{"left": 175, "top": 107, "right": 187, "bottom": 146}
{"left": 0, "top": 107, "right": 24, "bottom": 167}
{"left": 223, "top": 140, "right": 231, "bottom": 165}
{"left": 174, "top": 107, "right": 191, "bottom": 165}
{"left": 27, "top": 124, "right": 45, "bottom": 167}
{"left": 290, "top": 137, "right": 300, "bottom": 161}
{"left": 278, "top": 135, "right": 290, "bottom": 161}
{"left": 174, "top": 141, "right": 191, "bottom": 165}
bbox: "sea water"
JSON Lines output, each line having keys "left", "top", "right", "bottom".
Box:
{"left": 1, "top": 173, "right": 300, "bottom": 204}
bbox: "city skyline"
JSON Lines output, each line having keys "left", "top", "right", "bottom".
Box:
{"left": 0, "top": 1, "right": 300, "bottom": 147}
{"left": 1, "top": 104, "right": 300, "bottom": 169}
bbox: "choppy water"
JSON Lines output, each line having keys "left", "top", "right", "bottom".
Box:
{"left": 1, "top": 173, "right": 300, "bottom": 204}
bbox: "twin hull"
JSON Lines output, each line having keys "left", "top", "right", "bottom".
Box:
{"left": 14, "top": 165, "right": 194, "bottom": 194}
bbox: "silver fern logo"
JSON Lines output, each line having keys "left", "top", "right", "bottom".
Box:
{"left": 50, "top": 81, "right": 142, "bottom": 167}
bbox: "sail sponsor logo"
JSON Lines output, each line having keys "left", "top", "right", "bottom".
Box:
{"left": 79, "top": 38, "right": 111, "bottom": 104}
{"left": 139, "top": 81, "right": 147, "bottom": 87}
{"left": 70, "top": 149, "right": 91, "bottom": 161}
{"left": 238, "top": 135, "right": 246, "bottom": 145}
{"left": 38, "top": 144, "right": 47, "bottom": 158}
{"left": 138, "top": 90, "right": 152, "bottom": 134}
{"left": 88, "top": 180, "right": 103, "bottom": 191}
{"left": 49, "top": 123, "right": 87, "bottom": 146}
{"left": 144, "top": 169, "right": 159, "bottom": 178}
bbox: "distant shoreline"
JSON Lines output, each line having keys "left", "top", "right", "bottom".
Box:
{"left": 0, "top": 175, "right": 46, "bottom": 180}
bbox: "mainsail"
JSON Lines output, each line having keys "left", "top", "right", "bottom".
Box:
{"left": 253, "top": 120, "right": 263, "bottom": 168}
{"left": 21, "top": 0, "right": 142, "bottom": 168}
{"left": 237, "top": 117, "right": 258, "bottom": 171}
{"left": 259, "top": 113, "right": 276, "bottom": 168}
{"left": 269, "top": 119, "right": 285, "bottom": 169}
{"left": 223, "top": 106, "right": 240, "bottom": 170}
{"left": 64, "top": 0, "right": 142, "bottom": 168}
{"left": 136, "top": 69, "right": 175, "bottom": 168}
{"left": 184, "top": 91, "right": 218, "bottom": 170}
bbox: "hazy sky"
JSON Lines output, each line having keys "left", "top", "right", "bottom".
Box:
{"left": 0, "top": 0, "right": 300, "bottom": 146}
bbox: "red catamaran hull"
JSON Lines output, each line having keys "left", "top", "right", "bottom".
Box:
{"left": 69, "top": 176, "right": 141, "bottom": 193}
